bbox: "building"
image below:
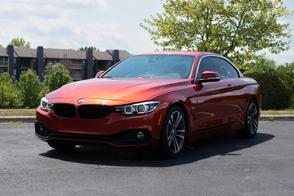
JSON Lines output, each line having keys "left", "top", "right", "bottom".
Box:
{"left": 0, "top": 46, "right": 8, "bottom": 74}
{"left": 0, "top": 45, "right": 130, "bottom": 81}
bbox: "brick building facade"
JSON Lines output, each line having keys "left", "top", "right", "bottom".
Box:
{"left": 0, "top": 45, "right": 130, "bottom": 81}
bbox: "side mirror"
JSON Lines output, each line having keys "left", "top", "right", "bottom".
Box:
{"left": 95, "top": 70, "right": 105, "bottom": 78}
{"left": 198, "top": 71, "right": 220, "bottom": 83}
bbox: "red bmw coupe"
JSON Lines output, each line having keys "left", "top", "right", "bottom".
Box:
{"left": 35, "top": 51, "right": 261, "bottom": 157}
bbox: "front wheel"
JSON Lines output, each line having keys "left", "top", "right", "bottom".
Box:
{"left": 237, "top": 100, "right": 259, "bottom": 138}
{"left": 160, "top": 106, "right": 187, "bottom": 158}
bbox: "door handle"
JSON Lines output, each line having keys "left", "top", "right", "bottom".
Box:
{"left": 227, "top": 84, "right": 232, "bottom": 87}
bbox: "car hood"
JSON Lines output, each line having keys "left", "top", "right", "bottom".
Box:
{"left": 47, "top": 78, "right": 189, "bottom": 104}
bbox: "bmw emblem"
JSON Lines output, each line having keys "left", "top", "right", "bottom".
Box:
{"left": 77, "top": 98, "right": 85, "bottom": 104}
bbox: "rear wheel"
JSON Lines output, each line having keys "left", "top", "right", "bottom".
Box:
{"left": 237, "top": 100, "right": 259, "bottom": 138}
{"left": 160, "top": 106, "right": 187, "bottom": 158}
{"left": 47, "top": 141, "right": 76, "bottom": 151}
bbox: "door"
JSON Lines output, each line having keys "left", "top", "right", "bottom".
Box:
{"left": 190, "top": 56, "right": 241, "bottom": 133}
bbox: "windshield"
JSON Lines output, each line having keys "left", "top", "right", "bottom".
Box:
{"left": 102, "top": 55, "right": 195, "bottom": 79}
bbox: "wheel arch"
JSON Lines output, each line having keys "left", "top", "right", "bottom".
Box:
{"left": 249, "top": 96, "right": 260, "bottom": 114}
{"left": 168, "top": 101, "right": 191, "bottom": 139}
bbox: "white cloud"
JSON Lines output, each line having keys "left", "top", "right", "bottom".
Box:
{"left": 0, "top": 0, "right": 128, "bottom": 50}
{"left": 60, "top": 0, "right": 110, "bottom": 9}
{"left": 266, "top": 48, "right": 294, "bottom": 65}
{"left": 0, "top": 0, "right": 292, "bottom": 64}
{"left": 0, "top": 0, "right": 160, "bottom": 54}
{"left": 0, "top": 0, "right": 110, "bottom": 11}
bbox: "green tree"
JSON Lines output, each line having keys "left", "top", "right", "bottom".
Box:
{"left": 245, "top": 56, "right": 292, "bottom": 109}
{"left": 18, "top": 70, "right": 44, "bottom": 108}
{"left": 9, "top": 37, "right": 31, "bottom": 48}
{"left": 79, "top": 46, "right": 98, "bottom": 51}
{"left": 0, "top": 73, "right": 22, "bottom": 108}
{"left": 276, "top": 63, "right": 294, "bottom": 107}
{"left": 141, "top": 0, "right": 292, "bottom": 68}
{"left": 245, "top": 56, "right": 277, "bottom": 73}
{"left": 44, "top": 63, "right": 72, "bottom": 92}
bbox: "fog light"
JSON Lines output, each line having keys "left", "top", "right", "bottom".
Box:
{"left": 137, "top": 131, "right": 145, "bottom": 140}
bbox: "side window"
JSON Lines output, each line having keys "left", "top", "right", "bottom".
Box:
{"left": 197, "top": 56, "right": 239, "bottom": 80}
{"left": 218, "top": 58, "right": 239, "bottom": 79}
{"left": 197, "top": 57, "right": 226, "bottom": 79}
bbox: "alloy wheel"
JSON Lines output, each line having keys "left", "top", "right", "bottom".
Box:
{"left": 247, "top": 103, "right": 259, "bottom": 135}
{"left": 166, "top": 111, "right": 186, "bottom": 154}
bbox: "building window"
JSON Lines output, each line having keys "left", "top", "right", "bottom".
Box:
{"left": 0, "top": 67, "right": 8, "bottom": 73}
{"left": 70, "top": 69, "right": 84, "bottom": 81}
{"left": 0, "top": 57, "right": 8, "bottom": 65}
{"left": 47, "top": 59, "right": 60, "bottom": 64}
{"left": 71, "top": 59, "right": 85, "bottom": 69}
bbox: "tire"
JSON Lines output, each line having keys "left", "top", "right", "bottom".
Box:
{"left": 160, "top": 106, "right": 187, "bottom": 158}
{"left": 237, "top": 100, "right": 259, "bottom": 138}
{"left": 47, "top": 141, "right": 76, "bottom": 151}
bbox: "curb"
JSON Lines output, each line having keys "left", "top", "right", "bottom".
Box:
{"left": 260, "top": 115, "right": 294, "bottom": 121}
{"left": 0, "top": 115, "right": 293, "bottom": 123}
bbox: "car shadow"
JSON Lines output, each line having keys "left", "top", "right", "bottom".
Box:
{"left": 39, "top": 132, "right": 274, "bottom": 167}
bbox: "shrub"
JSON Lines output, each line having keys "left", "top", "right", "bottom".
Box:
{"left": 44, "top": 63, "right": 72, "bottom": 92}
{"left": 245, "top": 72, "right": 291, "bottom": 109}
{"left": 18, "top": 69, "right": 43, "bottom": 108}
{"left": 245, "top": 57, "right": 292, "bottom": 110}
{"left": 0, "top": 73, "right": 22, "bottom": 108}
{"left": 39, "top": 85, "right": 49, "bottom": 99}
{"left": 276, "top": 63, "right": 294, "bottom": 107}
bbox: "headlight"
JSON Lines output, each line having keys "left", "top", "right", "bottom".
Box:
{"left": 40, "top": 97, "right": 53, "bottom": 112}
{"left": 115, "top": 101, "right": 160, "bottom": 115}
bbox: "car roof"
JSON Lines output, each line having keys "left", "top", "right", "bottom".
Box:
{"left": 134, "top": 51, "right": 216, "bottom": 58}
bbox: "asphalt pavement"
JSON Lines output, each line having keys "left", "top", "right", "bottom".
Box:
{"left": 0, "top": 122, "right": 293, "bottom": 196}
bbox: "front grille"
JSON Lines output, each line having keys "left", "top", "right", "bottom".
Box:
{"left": 53, "top": 104, "right": 76, "bottom": 118}
{"left": 78, "top": 104, "right": 114, "bottom": 119}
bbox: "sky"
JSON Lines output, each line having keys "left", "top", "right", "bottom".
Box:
{"left": 0, "top": 0, "right": 293, "bottom": 64}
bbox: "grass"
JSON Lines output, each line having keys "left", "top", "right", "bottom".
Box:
{"left": 261, "top": 109, "right": 294, "bottom": 115}
{"left": 0, "top": 109, "right": 35, "bottom": 116}
{"left": 0, "top": 109, "right": 293, "bottom": 116}
{"left": 0, "top": 121, "right": 23, "bottom": 125}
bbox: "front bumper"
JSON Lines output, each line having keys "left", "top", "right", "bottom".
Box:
{"left": 35, "top": 104, "right": 166, "bottom": 147}
{"left": 35, "top": 122, "right": 151, "bottom": 147}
